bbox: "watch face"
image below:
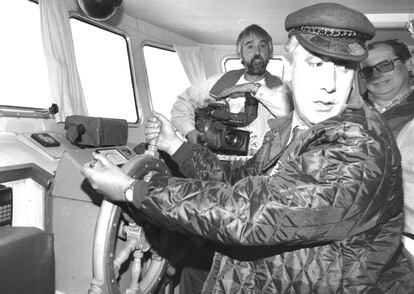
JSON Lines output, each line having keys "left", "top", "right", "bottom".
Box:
{"left": 125, "top": 186, "right": 134, "bottom": 202}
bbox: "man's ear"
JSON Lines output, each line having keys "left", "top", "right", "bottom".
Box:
{"left": 404, "top": 58, "right": 414, "bottom": 76}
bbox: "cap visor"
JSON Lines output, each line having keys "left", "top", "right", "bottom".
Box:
{"left": 295, "top": 33, "right": 367, "bottom": 62}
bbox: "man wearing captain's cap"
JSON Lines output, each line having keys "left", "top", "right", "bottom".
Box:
{"left": 82, "top": 3, "right": 414, "bottom": 293}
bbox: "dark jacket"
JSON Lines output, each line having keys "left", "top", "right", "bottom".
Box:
{"left": 364, "top": 90, "right": 414, "bottom": 137}
{"left": 382, "top": 90, "right": 414, "bottom": 137}
{"left": 137, "top": 105, "right": 414, "bottom": 293}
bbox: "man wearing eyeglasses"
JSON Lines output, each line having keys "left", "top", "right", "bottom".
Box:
{"left": 360, "top": 39, "right": 414, "bottom": 136}
{"left": 360, "top": 39, "right": 414, "bottom": 257}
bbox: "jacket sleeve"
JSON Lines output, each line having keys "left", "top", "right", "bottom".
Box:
{"left": 140, "top": 117, "right": 393, "bottom": 248}
{"left": 397, "top": 118, "right": 414, "bottom": 234}
{"left": 171, "top": 142, "right": 263, "bottom": 183}
{"left": 170, "top": 74, "right": 222, "bottom": 137}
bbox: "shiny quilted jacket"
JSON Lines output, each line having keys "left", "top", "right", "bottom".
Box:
{"left": 140, "top": 106, "right": 414, "bottom": 293}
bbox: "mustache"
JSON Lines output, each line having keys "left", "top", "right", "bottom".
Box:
{"left": 251, "top": 55, "right": 264, "bottom": 62}
{"left": 241, "top": 55, "right": 265, "bottom": 66}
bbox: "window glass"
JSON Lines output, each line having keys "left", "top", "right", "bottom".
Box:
{"left": 0, "top": 0, "right": 51, "bottom": 108}
{"left": 143, "top": 45, "right": 190, "bottom": 120}
{"left": 70, "top": 18, "right": 137, "bottom": 122}
{"left": 223, "top": 57, "right": 285, "bottom": 79}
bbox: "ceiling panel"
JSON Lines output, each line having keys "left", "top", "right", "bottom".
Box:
{"left": 121, "top": 0, "right": 414, "bottom": 45}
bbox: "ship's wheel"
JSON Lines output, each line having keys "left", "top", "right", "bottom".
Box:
{"left": 88, "top": 154, "right": 171, "bottom": 294}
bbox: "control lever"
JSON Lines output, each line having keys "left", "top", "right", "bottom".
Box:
{"left": 144, "top": 115, "right": 161, "bottom": 158}
{"left": 145, "top": 138, "right": 159, "bottom": 158}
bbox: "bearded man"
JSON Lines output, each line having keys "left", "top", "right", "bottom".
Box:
{"left": 171, "top": 24, "right": 290, "bottom": 160}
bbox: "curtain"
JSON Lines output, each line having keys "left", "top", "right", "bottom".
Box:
{"left": 173, "top": 45, "right": 207, "bottom": 85}
{"left": 39, "top": 0, "right": 88, "bottom": 122}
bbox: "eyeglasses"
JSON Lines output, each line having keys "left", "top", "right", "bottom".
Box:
{"left": 359, "top": 58, "right": 400, "bottom": 79}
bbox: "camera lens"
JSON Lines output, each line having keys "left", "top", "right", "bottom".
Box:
{"left": 225, "top": 131, "right": 241, "bottom": 147}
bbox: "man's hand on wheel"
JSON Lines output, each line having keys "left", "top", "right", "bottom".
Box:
{"left": 81, "top": 152, "right": 135, "bottom": 202}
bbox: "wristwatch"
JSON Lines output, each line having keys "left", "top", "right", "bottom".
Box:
{"left": 124, "top": 181, "right": 135, "bottom": 202}
{"left": 251, "top": 83, "right": 261, "bottom": 96}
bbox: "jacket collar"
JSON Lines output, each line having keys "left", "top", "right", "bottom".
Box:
{"left": 260, "top": 113, "right": 293, "bottom": 173}
{"left": 209, "top": 69, "right": 282, "bottom": 98}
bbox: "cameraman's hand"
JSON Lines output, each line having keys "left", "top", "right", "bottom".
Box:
{"left": 145, "top": 111, "right": 184, "bottom": 155}
{"left": 215, "top": 83, "right": 257, "bottom": 100}
{"left": 186, "top": 129, "right": 203, "bottom": 144}
{"left": 199, "top": 130, "right": 221, "bottom": 149}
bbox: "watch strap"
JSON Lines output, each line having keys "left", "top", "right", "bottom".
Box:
{"left": 123, "top": 180, "right": 150, "bottom": 209}
{"left": 124, "top": 181, "right": 135, "bottom": 202}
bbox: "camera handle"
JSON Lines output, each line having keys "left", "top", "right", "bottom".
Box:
{"left": 243, "top": 92, "right": 259, "bottom": 125}
{"left": 221, "top": 92, "right": 258, "bottom": 127}
{"left": 206, "top": 93, "right": 258, "bottom": 127}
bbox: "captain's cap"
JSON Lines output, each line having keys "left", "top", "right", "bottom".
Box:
{"left": 285, "top": 3, "right": 375, "bottom": 62}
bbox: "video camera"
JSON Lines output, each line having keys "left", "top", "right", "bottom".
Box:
{"left": 194, "top": 93, "right": 258, "bottom": 156}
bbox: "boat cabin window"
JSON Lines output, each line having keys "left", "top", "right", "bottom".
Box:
{"left": 0, "top": 0, "right": 138, "bottom": 122}
{"left": 143, "top": 44, "right": 190, "bottom": 120}
{"left": 223, "top": 57, "right": 286, "bottom": 79}
{"left": 70, "top": 18, "right": 138, "bottom": 122}
{"left": 0, "top": 0, "right": 51, "bottom": 109}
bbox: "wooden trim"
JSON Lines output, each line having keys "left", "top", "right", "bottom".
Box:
{"left": 0, "top": 163, "right": 52, "bottom": 187}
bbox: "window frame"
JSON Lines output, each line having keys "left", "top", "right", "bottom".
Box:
{"left": 0, "top": 0, "right": 52, "bottom": 118}
{"left": 141, "top": 41, "right": 174, "bottom": 112}
{"left": 141, "top": 41, "right": 191, "bottom": 120}
{"left": 69, "top": 13, "right": 140, "bottom": 124}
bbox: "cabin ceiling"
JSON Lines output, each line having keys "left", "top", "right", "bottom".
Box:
{"left": 121, "top": 0, "right": 414, "bottom": 45}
